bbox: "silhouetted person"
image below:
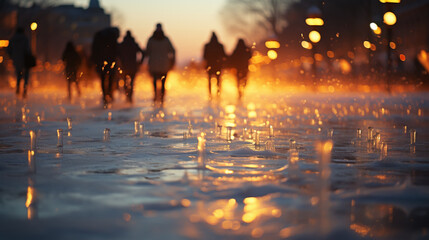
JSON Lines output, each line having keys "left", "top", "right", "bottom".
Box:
{"left": 62, "top": 41, "right": 82, "bottom": 101}
{"left": 203, "top": 32, "right": 226, "bottom": 99}
{"left": 91, "top": 27, "right": 120, "bottom": 106}
{"left": 229, "top": 39, "right": 252, "bottom": 99}
{"left": 7, "top": 27, "right": 32, "bottom": 98}
{"left": 146, "top": 23, "right": 175, "bottom": 103}
{"left": 119, "top": 30, "right": 145, "bottom": 103}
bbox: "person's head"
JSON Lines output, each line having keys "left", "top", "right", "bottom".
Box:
{"left": 236, "top": 38, "right": 247, "bottom": 49}
{"left": 156, "top": 23, "right": 162, "bottom": 31}
{"left": 153, "top": 23, "right": 165, "bottom": 40}
{"left": 66, "top": 41, "right": 74, "bottom": 50}
{"left": 210, "top": 32, "right": 218, "bottom": 42}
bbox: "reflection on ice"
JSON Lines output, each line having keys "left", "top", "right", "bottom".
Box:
{"left": 0, "top": 75, "right": 427, "bottom": 239}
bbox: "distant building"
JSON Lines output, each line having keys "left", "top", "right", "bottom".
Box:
{"left": 0, "top": 0, "right": 111, "bottom": 63}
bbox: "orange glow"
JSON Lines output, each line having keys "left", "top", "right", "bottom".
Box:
{"left": 25, "top": 186, "right": 34, "bottom": 208}
{"left": 118, "top": 79, "right": 125, "bottom": 88}
{"left": 225, "top": 105, "right": 235, "bottom": 114}
{"left": 370, "top": 44, "right": 377, "bottom": 51}
{"left": 305, "top": 17, "right": 324, "bottom": 26}
{"left": 399, "top": 54, "right": 406, "bottom": 61}
{"left": 380, "top": 0, "right": 400, "bottom": 3}
{"left": 301, "top": 41, "right": 313, "bottom": 50}
{"left": 267, "top": 50, "right": 278, "bottom": 60}
{"left": 363, "top": 41, "right": 371, "bottom": 49}
{"left": 383, "top": 12, "right": 397, "bottom": 26}
{"left": 314, "top": 53, "right": 323, "bottom": 62}
{"left": 0, "top": 40, "right": 9, "bottom": 48}
{"left": 389, "top": 42, "right": 396, "bottom": 49}
{"left": 265, "top": 40, "right": 280, "bottom": 49}
{"left": 0, "top": 56, "right": 3, "bottom": 63}
{"left": 251, "top": 228, "right": 264, "bottom": 238}
{"left": 327, "top": 51, "right": 335, "bottom": 58}
{"left": 309, "top": 30, "right": 321, "bottom": 43}
{"left": 181, "top": 199, "right": 191, "bottom": 207}
{"left": 373, "top": 27, "right": 382, "bottom": 35}
{"left": 123, "top": 213, "right": 131, "bottom": 222}
{"left": 30, "top": 22, "right": 38, "bottom": 31}
{"left": 339, "top": 59, "right": 352, "bottom": 74}
{"left": 350, "top": 223, "right": 370, "bottom": 236}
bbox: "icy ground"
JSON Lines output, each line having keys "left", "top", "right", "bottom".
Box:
{"left": 0, "top": 77, "right": 428, "bottom": 239}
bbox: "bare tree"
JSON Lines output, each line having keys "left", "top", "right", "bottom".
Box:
{"left": 220, "top": 0, "right": 295, "bottom": 42}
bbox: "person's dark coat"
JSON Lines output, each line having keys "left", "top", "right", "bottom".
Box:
{"left": 62, "top": 42, "right": 81, "bottom": 75}
{"left": 203, "top": 33, "right": 226, "bottom": 74}
{"left": 7, "top": 31, "right": 31, "bottom": 70}
{"left": 119, "top": 32, "right": 144, "bottom": 76}
{"left": 229, "top": 39, "right": 252, "bottom": 75}
{"left": 91, "top": 27, "right": 119, "bottom": 70}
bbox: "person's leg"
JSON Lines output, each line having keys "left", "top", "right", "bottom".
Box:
{"left": 74, "top": 71, "right": 81, "bottom": 97}
{"left": 23, "top": 68, "right": 29, "bottom": 98}
{"left": 216, "top": 73, "right": 221, "bottom": 97}
{"left": 15, "top": 69, "right": 22, "bottom": 95}
{"left": 152, "top": 74, "right": 158, "bottom": 102}
{"left": 107, "top": 69, "right": 115, "bottom": 102}
{"left": 160, "top": 73, "right": 167, "bottom": 103}
{"left": 208, "top": 73, "right": 212, "bottom": 98}
{"left": 66, "top": 72, "right": 72, "bottom": 100}
{"left": 127, "top": 73, "right": 135, "bottom": 102}
{"left": 100, "top": 70, "right": 108, "bottom": 104}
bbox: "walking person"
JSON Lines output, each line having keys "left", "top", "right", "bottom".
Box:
{"left": 7, "top": 27, "right": 34, "bottom": 98}
{"left": 91, "top": 27, "right": 120, "bottom": 106}
{"left": 203, "top": 32, "right": 227, "bottom": 99}
{"left": 146, "top": 23, "right": 175, "bottom": 104}
{"left": 229, "top": 38, "right": 252, "bottom": 99}
{"left": 62, "top": 41, "right": 82, "bottom": 101}
{"left": 119, "top": 30, "right": 145, "bottom": 103}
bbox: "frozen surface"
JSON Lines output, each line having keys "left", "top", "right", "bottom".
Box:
{"left": 0, "top": 77, "right": 428, "bottom": 240}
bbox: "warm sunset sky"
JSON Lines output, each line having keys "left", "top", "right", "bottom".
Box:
{"left": 73, "top": 0, "right": 236, "bottom": 66}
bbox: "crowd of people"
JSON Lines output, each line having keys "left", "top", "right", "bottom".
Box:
{"left": 7, "top": 24, "right": 252, "bottom": 105}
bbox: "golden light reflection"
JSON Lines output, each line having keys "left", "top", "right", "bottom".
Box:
{"left": 0, "top": 40, "right": 9, "bottom": 48}
{"left": 309, "top": 30, "right": 321, "bottom": 43}
{"left": 305, "top": 17, "right": 324, "bottom": 26}
{"left": 383, "top": 12, "right": 397, "bottom": 26}
{"left": 265, "top": 40, "right": 280, "bottom": 49}
{"left": 301, "top": 41, "right": 313, "bottom": 50}
{"left": 374, "top": 26, "right": 382, "bottom": 35}
{"left": 350, "top": 223, "right": 370, "bottom": 236}
{"left": 267, "top": 50, "right": 278, "bottom": 60}
{"left": 363, "top": 41, "right": 371, "bottom": 49}
{"left": 380, "top": 0, "right": 400, "bottom": 3}
{"left": 25, "top": 186, "right": 34, "bottom": 208}
{"left": 30, "top": 22, "right": 38, "bottom": 31}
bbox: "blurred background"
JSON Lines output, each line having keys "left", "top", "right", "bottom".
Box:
{"left": 0, "top": 0, "right": 428, "bottom": 91}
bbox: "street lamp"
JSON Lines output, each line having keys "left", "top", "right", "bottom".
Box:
{"left": 379, "top": 0, "right": 400, "bottom": 78}
{"left": 306, "top": 6, "right": 323, "bottom": 79}
{"left": 30, "top": 22, "right": 38, "bottom": 54}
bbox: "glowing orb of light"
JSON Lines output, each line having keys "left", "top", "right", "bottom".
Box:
{"left": 309, "top": 30, "right": 321, "bottom": 43}
{"left": 267, "top": 50, "right": 278, "bottom": 60}
{"left": 383, "top": 12, "right": 397, "bottom": 26}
